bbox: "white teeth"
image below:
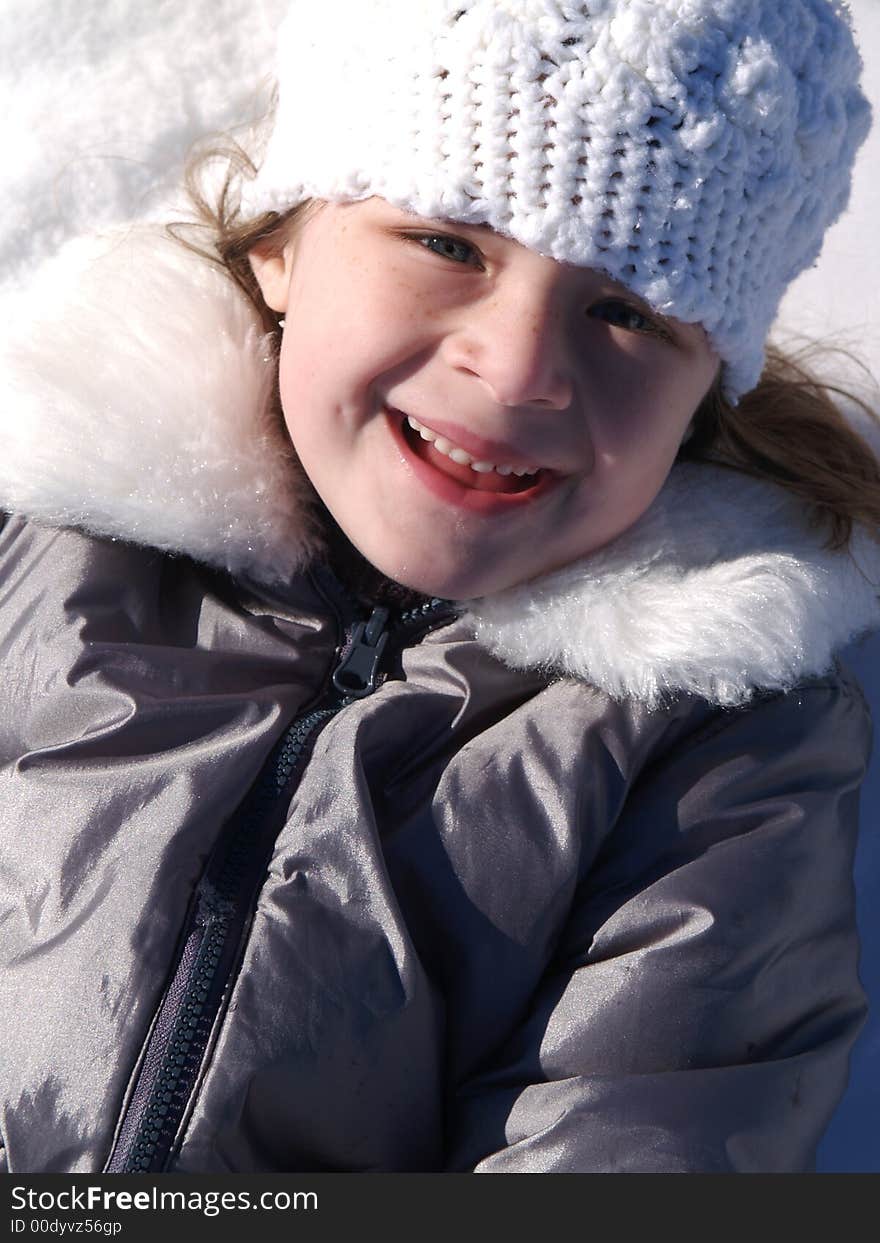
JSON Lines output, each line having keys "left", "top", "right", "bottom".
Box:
{"left": 404, "top": 414, "right": 540, "bottom": 477}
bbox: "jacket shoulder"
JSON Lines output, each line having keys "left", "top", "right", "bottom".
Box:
{"left": 449, "top": 662, "right": 870, "bottom": 1172}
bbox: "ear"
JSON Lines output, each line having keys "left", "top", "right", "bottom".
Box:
{"left": 248, "top": 243, "right": 295, "bottom": 314}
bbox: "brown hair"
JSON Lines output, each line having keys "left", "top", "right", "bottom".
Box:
{"left": 681, "top": 344, "right": 880, "bottom": 553}
{"left": 167, "top": 134, "right": 315, "bottom": 335}
{"left": 171, "top": 135, "right": 880, "bottom": 556}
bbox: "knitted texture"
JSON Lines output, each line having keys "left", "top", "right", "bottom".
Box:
{"left": 242, "top": 0, "right": 871, "bottom": 402}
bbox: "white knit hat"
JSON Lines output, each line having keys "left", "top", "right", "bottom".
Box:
{"left": 242, "top": 0, "right": 871, "bottom": 403}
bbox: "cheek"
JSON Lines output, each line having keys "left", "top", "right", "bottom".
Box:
{"left": 581, "top": 346, "right": 659, "bottom": 415}
{"left": 278, "top": 290, "right": 440, "bottom": 422}
{"left": 276, "top": 343, "right": 308, "bottom": 421}
{"left": 274, "top": 340, "right": 330, "bottom": 464}
{"left": 276, "top": 312, "right": 347, "bottom": 406}
{"left": 597, "top": 353, "right": 706, "bottom": 447}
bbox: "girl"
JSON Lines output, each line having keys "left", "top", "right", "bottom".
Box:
{"left": 1, "top": 0, "right": 879, "bottom": 1173}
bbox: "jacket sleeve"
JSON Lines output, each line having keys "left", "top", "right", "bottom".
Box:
{"left": 446, "top": 670, "right": 872, "bottom": 1172}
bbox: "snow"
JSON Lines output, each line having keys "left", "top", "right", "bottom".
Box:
{"left": 2, "top": 0, "right": 878, "bottom": 1171}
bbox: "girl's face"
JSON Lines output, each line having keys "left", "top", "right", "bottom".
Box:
{"left": 251, "top": 197, "right": 720, "bottom": 600}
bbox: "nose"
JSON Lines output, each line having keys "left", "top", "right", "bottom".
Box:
{"left": 442, "top": 281, "right": 575, "bottom": 411}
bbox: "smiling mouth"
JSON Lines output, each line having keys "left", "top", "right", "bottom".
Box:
{"left": 396, "top": 410, "right": 550, "bottom": 495}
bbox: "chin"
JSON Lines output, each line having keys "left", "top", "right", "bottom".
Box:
{"left": 373, "top": 551, "right": 507, "bottom": 602}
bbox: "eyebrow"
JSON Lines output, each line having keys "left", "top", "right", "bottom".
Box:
{"left": 393, "top": 208, "right": 493, "bottom": 234}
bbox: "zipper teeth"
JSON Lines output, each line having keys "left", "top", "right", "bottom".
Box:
{"left": 314, "top": 560, "right": 454, "bottom": 632}
{"left": 124, "top": 903, "right": 230, "bottom": 1171}
{"left": 113, "top": 587, "right": 456, "bottom": 1173}
{"left": 119, "top": 701, "right": 343, "bottom": 1173}
{"left": 396, "top": 597, "right": 453, "bottom": 626}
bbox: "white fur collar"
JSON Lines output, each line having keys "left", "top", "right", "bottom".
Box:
{"left": 2, "top": 225, "right": 878, "bottom": 709}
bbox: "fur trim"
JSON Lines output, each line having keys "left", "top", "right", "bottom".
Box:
{"left": 0, "top": 227, "right": 322, "bottom": 581}
{"left": 468, "top": 463, "right": 880, "bottom": 708}
{"left": 1, "top": 225, "right": 878, "bottom": 709}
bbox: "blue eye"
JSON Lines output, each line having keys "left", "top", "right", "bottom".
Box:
{"left": 590, "top": 300, "right": 665, "bottom": 337}
{"left": 412, "top": 233, "right": 481, "bottom": 266}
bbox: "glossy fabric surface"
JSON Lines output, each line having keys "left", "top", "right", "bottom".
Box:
{"left": 0, "top": 517, "right": 870, "bottom": 1172}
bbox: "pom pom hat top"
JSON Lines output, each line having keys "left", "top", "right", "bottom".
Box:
{"left": 243, "top": 0, "right": 871, "bottom": 403}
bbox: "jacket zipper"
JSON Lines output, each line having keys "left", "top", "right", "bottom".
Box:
{"left": 104, "top": 573, "right": 455, "bottom": 1173}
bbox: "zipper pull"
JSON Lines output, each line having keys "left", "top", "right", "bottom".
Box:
{"left": 332, "top": 605, "right": 391, "bottom": 698}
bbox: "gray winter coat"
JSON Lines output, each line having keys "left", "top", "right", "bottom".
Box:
{"left": 0, "top": 228, "right": 878, "bottom": 1173}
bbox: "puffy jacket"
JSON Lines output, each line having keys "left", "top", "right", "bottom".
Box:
{"left": 0, "top": 228, "right": 878, "bottom": 1173}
